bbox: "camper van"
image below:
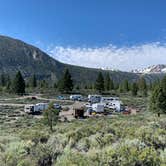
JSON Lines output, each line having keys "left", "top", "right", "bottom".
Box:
{"left": 88, "top": 95, "right": 101, "bottom": 103}
{"left": 70, "top": 95, "right": 83, "bottom": 101}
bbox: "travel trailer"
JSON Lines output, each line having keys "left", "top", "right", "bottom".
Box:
{"left": 88, "top": 95, "right": 101, "bottom": 103}
{"left": 24, "top": 103, "right": 62, "bottom": 114}
{"left": 24, "top": 103, "right": 48, "bottom": 114}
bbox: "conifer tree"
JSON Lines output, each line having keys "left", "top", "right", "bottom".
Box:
{"left": 58, "top": 69, "right": 73, "bottom": 93}
{"left": 131, "top": 82, "right": 138, "bottom": 96}
{"left": 123, "top": 79, "right": 129, "bottom": 92}
{"left": 138, "top": 77, "right": 147, "bottom": 96}
{"left": 54, "top": 82, "right": 57, "bottom": 89}
{"left": 160, "top": 75, "right": 166, "bottom": 93}
{"left": 105, "top": 73, "right": 111, "bottom": 91}
{"left": 149, "top": 84, "right": 166, "bottom": 116}
{"left": 29, "top": 74, "right": 37, "bottom": 88}
{"left": 95, "top": 72, "right": 104, "bottom": 93}
{"left": 152, "top": 79, "right": 160, "bottom": 90}
{"left": 110, "top": 78, "right": 114, "bottom": 90}
{"left": 43, "top": 102, "right": 60, "bottom": 131}
{"left": 114, "top": 82, "right": 119, "bottom": 90}
{"left": 0, "top": 73, "right": 6, "bottom": 87}
{"left": 119, "top": 82, "right": 123, "bottom": 93}
{"left": 12, "top": 71, "right": 25, "bottom": 95}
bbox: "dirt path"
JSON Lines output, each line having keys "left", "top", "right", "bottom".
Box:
{"left": 0, "top": 103, "right": 25, "bottom": 107}
{"left": 0, "top": 95, "right": 73, "bottom": 103}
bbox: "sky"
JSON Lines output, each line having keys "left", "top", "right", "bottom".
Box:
{"left": 0, "top": 0, "right": 166, "bottom": 71}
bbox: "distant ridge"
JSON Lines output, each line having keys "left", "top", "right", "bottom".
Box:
{"left": 132, "top": 64, "right": 166, "bottom": 74}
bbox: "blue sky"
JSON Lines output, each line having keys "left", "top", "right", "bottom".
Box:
{"left": 0, "top": 0, "right": 166, "bottom": 71}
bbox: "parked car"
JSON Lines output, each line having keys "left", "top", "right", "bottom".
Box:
{"left": 70, "top": 95, "right": 83, "bottom": 101}
{"left": 53, "top": 103, "right": 62, "bottom": 110}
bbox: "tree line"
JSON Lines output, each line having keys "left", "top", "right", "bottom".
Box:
{"left": 0, "top": 69, "right": 160, "bottom": 96}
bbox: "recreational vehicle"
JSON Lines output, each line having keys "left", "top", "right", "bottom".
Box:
{"left": 24, "top": 103, "right": 48, "bottom": 114}
{"left": 24, "top": 103, "right": 62, "bottom": 114}
{"left": 100, "top": 97, "right": 124, "bottom": 112}
{"left": 92, "top": 103, "right": 104, "bottom": 113}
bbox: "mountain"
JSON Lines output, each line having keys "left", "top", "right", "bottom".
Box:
{"left": 0, "top": 35, "right": 162, "bottom": 84}
{"left": 132, "top": 64, "right": 166, "bottom": 74}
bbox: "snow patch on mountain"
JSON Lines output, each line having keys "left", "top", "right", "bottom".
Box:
{"left": 132, "top": 64, "right": 166, "bottom": 74}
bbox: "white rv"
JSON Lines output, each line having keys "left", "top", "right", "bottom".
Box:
{"left": 24, "top": 103, "right": 62, "bottom": 114}
{"left": 100, "top": 97, "right": 124, "bottom": 112}
{"left": 92, "top": 103, "right": 104, "bottom": 113}
{"left": 88, "top": 95, "right": 101, "bottom": 103}
{"left": 24, "top": 103, "right": 48, "bottom": 114}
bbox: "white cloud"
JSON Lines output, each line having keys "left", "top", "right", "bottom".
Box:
{"left": 47, "top": 42, "right": 166, "bottom": 71}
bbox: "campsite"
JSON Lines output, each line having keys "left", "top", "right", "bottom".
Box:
{"left": 0, "top": 91, "right": 165, "bottom": 165}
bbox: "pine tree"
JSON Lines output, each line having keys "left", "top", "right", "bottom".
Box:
{"left": 148, "top": 81, "right": 153, "bottom": 91}
{"left": 58, "top": 69, "right": 73, "bottom": 93}
{"left": 75, "top": 85, "right": 80, "bottom": 90}
{"left": 131, "top": 82, "right": 138, "bottom": 96}
{"left": 6, "top": 75, "right": 11, "bottom": 91}
{"left": 123, "top": 79, "right": 129, "bottom": 92}
{"left": 138, "top": 77, "right": 147, "bottom": 96}
{"left": 54, "top": 82, "right": 57, "bottom": 89}
{"left": 149, "top": 84, "right": 166, "bottom": 116}
{"left": 40, "top": 80, "right": 48, "bottom": 89}
{"left": 95, "top": 72, "right": 104, "bottom": 93}
{"left": 152, "top": 79, "right": 160, "bottom": 90}
{"left": 12, "top": 71, "right": 25, "bottom": 95}
{"left": 105, "top": 73, "right": 111, "bottom": 91}
{"left": 110, "top": 78, "right": 114, "bottom": 90}
{"left": 114, "top": 82, "right": 119, "bottom": 90}
{"left": 0, "top": 73, "right": 6, "bottom": 87}
{"left": 43, "top": 102, "right": 60, "bottom": 131}
{"left": 119, "top": 82, "right": 123, "bottom": 93}
{"left": 29, "top": 74, "right": 37, "bottom": 88}
{"left": 161, "top": 75, "right": 166, "bottom": 93}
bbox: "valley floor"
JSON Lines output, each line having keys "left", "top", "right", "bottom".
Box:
{"left": 0, "top": 94, "right": 165, "bottom": 166}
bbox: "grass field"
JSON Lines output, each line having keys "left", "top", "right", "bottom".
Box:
{"left": 0, "top": 94, "right": 165, "bottom": 166}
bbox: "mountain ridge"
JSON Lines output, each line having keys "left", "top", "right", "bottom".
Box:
{"left": 0, "top": 35, "right": 164, "bottom": 84}
{"left": 132, "top": 64, "right": 166, "bottom": 74}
